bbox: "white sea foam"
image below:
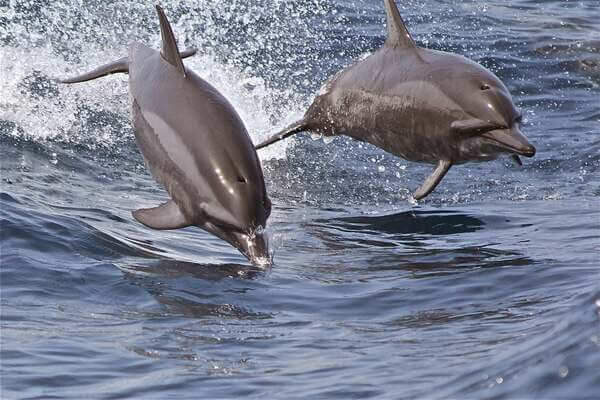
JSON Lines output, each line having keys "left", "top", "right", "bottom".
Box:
{"left": 0, "top": 0, "right": 316, "bottom": 160}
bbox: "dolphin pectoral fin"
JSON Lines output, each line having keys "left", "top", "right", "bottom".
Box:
{"left": 58, "top": 57, "right": 129, "bottom": 84}
{"left": 413, "top": 160, "right": 452, "bottom": 200}
{"left": 156, "top": 5, "right": 186, "bottom": 76}
{"left": 132, "top": 200, "right": 191, "bottom": 230}
{"left": 255, "top": 120, "right": 307, "bottom": 150}
{"left": 511, "top": 154, "right": 523, "bottom": 166}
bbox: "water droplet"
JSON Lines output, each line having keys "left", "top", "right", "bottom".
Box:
{"left": 495, "top": 376, "right": 503, "bottom": 384}
{"left": 378, "top": 166, "right": 385, "bottom": 172}
{"left": 559, "top": 366, "right": 569, "bottom": 378}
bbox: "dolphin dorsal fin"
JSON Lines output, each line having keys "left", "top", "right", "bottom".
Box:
{"left": 384, "top": 0, "right": 417, "bottom": 49}
{"left": 156, "top": 5, "right": 186, "bottom": 76}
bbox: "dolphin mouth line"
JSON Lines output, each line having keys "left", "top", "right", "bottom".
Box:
{"left": 212, "top": 221, "right": 263, "bottom": 238}
{"left": 481, "top": 132, "right": 535, "bottom": 157}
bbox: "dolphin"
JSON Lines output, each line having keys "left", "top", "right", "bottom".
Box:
{"left": 60, "top": 5, "right": 272, "bottom": 266}
{"left": 255, "top": 0, "right": 535, "bottom": 200}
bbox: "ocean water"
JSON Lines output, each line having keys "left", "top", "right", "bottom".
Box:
{"left": 1, "top": 0, "right": 599, "bottom": 398}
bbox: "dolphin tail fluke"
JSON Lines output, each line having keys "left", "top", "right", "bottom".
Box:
{"left": 255, "top": 120, "right": 307, "bottom": 150}
{"left": 413, "top": 159, "right": 452, "bottom": 200}
{"left": 58, "top": 48, "right": 196, "bottom": 84}
{"left": 132, "top": 200, "right": 191, "bottom": 230}
{"left": 156, "top": 5, "right": 186, "bottom": 76}
{"left": 58, "top": 57, "right": 129, "bottom": 84}
{"left": 179, "top": 48, "right": 198, "bottom": 59}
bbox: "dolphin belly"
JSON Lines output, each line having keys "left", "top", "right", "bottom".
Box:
{"left": 131, "top": 99, "right": 202, "bottom": 222}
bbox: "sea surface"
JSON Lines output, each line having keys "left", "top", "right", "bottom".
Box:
{"left": 1, "top": 0, "right": 599, "bottom": 398}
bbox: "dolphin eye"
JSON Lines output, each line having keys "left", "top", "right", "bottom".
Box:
{"left": 480, "top": 84, "right": 490, "bottom": 91}
{"left": 237, "top": 176, "right": 246, "bottom": 183}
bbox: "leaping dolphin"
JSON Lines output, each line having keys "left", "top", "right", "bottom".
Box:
{"left": 60, "top": 5, "right": 272, "bottom": 266}
{"left": 255, "top": 0, "right": 536, "bottom": 200}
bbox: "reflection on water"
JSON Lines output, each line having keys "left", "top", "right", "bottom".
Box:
{"left": 307, "top": 209, "right": 488, "bottom": 250}
{"left": 115, "top": 259, "right": 270, "bottom": 320}
{"left": 117, "top": 259, "right": 265, "bottom": 281}
{"left": 323, "top": 210, "right": 486, "bottom": 236}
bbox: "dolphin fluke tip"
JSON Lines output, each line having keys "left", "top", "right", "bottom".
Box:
{"left": 56, "top": 74, "right": 83, "bottom": 84}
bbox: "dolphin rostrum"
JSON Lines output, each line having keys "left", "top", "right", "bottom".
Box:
{"left": 255, "top": 0, "right": 535, "bottom": 200}
{"left": 60, "top": 5, "right": 272, "bottom": 266}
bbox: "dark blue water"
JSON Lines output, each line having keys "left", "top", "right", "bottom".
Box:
{"left": 1, "top": 0, "right": 599, "bottom": 398}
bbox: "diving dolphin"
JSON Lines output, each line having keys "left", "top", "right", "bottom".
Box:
{"left": 60, "top": 6, "right": 272, "bottom": 266}
{"left": 255, "top": 0, "right": 535, "bottom": 200}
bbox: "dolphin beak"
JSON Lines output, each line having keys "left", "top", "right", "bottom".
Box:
{"left": 233, "top": 230, "right": 271, "bottom": 267}
{"left": 201, "top": 222, "right": 272, "bottom": 267}
{"left": 481, "top": 126, "right": 536, "bottom": 157}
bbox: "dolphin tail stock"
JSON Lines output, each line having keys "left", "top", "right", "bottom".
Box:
{"left": 58, "top": 48, "right": 198, "bottom": 84}
{"left": 254, "top": 120, "right": 307, "bottom": 150}
{"left": 413, "top": 159, "right": 452, "bottom": 200}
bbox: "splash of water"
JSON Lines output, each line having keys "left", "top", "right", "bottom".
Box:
{"left": 0, "top": 0, "right": 337, "bottom": 160}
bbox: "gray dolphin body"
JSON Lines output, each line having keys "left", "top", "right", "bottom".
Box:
{"left": 60, "top": 6, "right": 272, "bottom": 266}
{"left": 256, "top": 0, "right": 535, "bottom": 200}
